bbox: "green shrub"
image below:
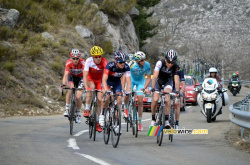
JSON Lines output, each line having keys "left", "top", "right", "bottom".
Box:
{"left": 100, "top": 0, "right": 136, "bottom": 17}
{"left": 28, "top": 46, "right": 42, "bottom": 61}
{"left": 2, "top": 61, "right": 15, "bottom": 72}
{"left": 0, "top": 26, "right": 14, "bottom": 40}
{"left": 99, "top": 40, "right": 113, "bottom": 55}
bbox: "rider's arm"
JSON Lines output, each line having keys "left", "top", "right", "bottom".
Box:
{"left": 102, "top": 69, "right": 109, "bottom": 92}
{"left": 152, "top": 61, "right": 161, "bottom": 89}
{"left": 180, "top": 81, "right": 185, "bottom": 94}
{"left": 125, "top": 71, "right": 131, "bottom": 93}
{"left": 144, "top": 74, "right": 151, "bottom": 89}
{"left": 121, "top": 73, "right": 126, "bottom": 91}
{"left": 62, "top": 70, "right": 69, "bottom": 85}
{"left": 174, "top": 75, "right": 180, "bottom": 92}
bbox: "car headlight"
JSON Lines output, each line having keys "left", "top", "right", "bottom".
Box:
{"left": 211, "top": 94, "right": 217, "bottom": 99}
{"left": 187, "top": 91, "right": 195, "bottom": 94}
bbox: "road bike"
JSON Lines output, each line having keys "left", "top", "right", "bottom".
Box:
{"left": 103, "top": 87, "right": 122, "bottom": 148}
{"left": 62, "top": 87, "right": 83, "bottom": 135}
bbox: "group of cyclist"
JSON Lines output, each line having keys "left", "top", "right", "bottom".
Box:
{"left": 61, "top": 46, "right": 184, "bottom": 135}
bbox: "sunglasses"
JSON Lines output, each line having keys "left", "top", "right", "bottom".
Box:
{"left": 167, "top": 60, "right": 174, "bottom": 64}
{"left": 118, "top": 61, "right": 125, "bottom": 64}
{"left": 72, "top": 58, "right": 79, "bottom": 60}
{"left": 140, "top": 59, "right": 145, "bottom": 62}
{"left": 94, "top": 56, "right": 102, "bottom": 59}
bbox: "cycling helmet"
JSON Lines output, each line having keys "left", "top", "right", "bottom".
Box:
{"left": 232, "top": 73, "right": 236, "bottom": 76}
{"left": 165, "top": 49, "right": 178, "bottom": 62}
{"left": 70, "top": 49, "right": 81, "bottom": 58}
{"left": 134, "top": 51, "right": 146, "bottom": 61}
{"left": 209, "top": 67, "right": 217, "bottom": 73}
{"left": 90, "top": 46, "right": 103, "bottom": 56}
{"left": 127, "top": 54, "right": 134, "bottom": 61}
{"left": 114, "top": 51, "right": 127, "bottom": 63}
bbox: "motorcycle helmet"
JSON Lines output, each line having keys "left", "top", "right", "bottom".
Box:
{"left": 209, "top": 67, "right": 217, "bottom": 73}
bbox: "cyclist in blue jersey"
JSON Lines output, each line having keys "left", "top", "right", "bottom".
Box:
{"left": 102, "top": 51, "right": 131, "bottom": 134}
{"left": 172, "top": 66, "right": 185, "bottom": 130}
{"left": 124, "top": 51, "right": 151, "bottom": 131}
{"left": 150, "top": 49, "right": 180, "bottom": 128}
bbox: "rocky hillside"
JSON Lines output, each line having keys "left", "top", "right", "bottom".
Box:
{"left": 0, "top": 0, "right": 139, "bottom": 117}
{"left": 149, "top": 0, "right": 250, "bottom": 79}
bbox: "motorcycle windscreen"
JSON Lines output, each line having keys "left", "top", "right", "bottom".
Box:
{"left": 202, "top": 78, "right": 218, "bottom": 90}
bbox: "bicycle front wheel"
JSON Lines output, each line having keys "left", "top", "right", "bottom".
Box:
{"left": 103, "top": 108, "right": 110, "bottom": 144}
{"left": 157, "top": 106, "right": 165, "bottom": 146}
{"left": 169, "top": 106, "right": 175, "bottom": 142}
{"left": 111, "top": 105, "right": 121, "bottom": 148}
{"left": 93, "top": 102, "right": 98, "bottom": 141}
{"left": 89, "top": 102, "right": 94, "bottom": 138}
{"left": 69, "top": 101, "right": 76, "bottom": 135}
{"left": 133, "top": 102, "right": 138, "bottom": 138}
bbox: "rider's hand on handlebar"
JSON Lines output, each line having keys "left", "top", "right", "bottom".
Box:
{"left": 60, "top": 84, "right": 66, "bottom": 89}
{"left": 175, "top": 91, "right": 180, "bottom": 97}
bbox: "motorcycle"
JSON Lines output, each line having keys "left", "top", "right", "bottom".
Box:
{"left": 230, "top": 80, "right": 239, "bottom": 96}
{"left": 196, "top": 78, "right": 229, "bottom": 123}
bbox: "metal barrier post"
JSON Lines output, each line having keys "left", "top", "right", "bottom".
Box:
{"left": 241, "top": 127, "right": 244, "bottom": 138}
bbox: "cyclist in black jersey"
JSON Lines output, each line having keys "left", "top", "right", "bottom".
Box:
{"left": 150, "top": 50, "right": 180, "bottom": 128}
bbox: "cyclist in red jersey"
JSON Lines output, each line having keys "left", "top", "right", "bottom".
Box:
{"left": 62, "top": 49, "right": 85, "bottom": 124}
{"left": 83, "top": 46, "right": 108, "bottom": 132}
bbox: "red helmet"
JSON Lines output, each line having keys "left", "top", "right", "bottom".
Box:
{"left": 70, "top": 49, "right": 81, "bottom": 58}
{"left": 236, "top": 71, "right": 239, "bottom": 75}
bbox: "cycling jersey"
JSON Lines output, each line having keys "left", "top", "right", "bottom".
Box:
{"left": 154, "top": 59, "right": 180, "bottom": 91}
{"left": 104, "top": 61, "right": 130, "bottom": 93}
{"left": 65, "top": 58, "right": 85, "bottom": 77}
{"left": 130, "top": 61, "right": 151, "bottom": 95}
{"left": 173, "top": 67, "right": 184, "bottom": 92}
{"left": 84, "top": 57, "right": 108, "bottom": 90}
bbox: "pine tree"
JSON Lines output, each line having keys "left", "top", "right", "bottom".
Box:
{"left": 133, "top": 0, "right": 161, "bottom": 48}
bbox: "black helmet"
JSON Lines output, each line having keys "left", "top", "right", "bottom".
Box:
{"left": 165, "top": 49, "right": 178, "bottom": 62}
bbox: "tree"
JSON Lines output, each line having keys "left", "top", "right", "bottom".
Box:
{"left": 132, "top": 0, "right": 160, "bottom": 48}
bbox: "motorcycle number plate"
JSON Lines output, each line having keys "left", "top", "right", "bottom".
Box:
{"left": 207, "top": 103, "right": 212, "bottom": 108}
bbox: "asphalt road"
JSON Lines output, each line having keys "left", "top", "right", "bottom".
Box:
{"left": 0, "top": 87, "right": 249, "bottom": 165}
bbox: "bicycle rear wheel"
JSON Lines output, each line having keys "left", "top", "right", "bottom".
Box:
{"left": 127, "top": 101, "right": 131, "bottom": 132}
{"left": 103, "top": 108, "right": 110, "bottom": 144}
{"left": 93, "top": 102, "right": 98, "bottom": 141}
{"left": 111, "top": 105, "right": 121, "bottom": 148}
{"left": 89, "top": 101, "right": 94, "bottom": 138}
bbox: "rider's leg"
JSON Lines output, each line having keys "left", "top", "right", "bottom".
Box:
{"left": 150, "top": 92, "right": 159, "bottom": 126}
{"left": 83, "top": 81, "right": 95, "bottom": 117}
{"left": 164, "top": 87, "right": 172, "bottom": 128}
{"left": 137, "top": 94, "right": 144, "bottom": 130}
{"left": 64, "top": 82, "right": 74, "bottom": 116}
{"left": 174, "top": 99, "right": 180, "bottom": 129}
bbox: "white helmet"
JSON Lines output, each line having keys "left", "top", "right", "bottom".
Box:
{"left": 209, "top": 67, "right": 217, "bottom": 73}
{"left": 128, "top": 54, "right": 134, "bottom": 61}
{"left": 134, "top": 51, "right": 146, "bottom": 61}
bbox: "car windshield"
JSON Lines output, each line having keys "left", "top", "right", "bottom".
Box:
{"left": 185, "top": 78, "right": 193, "bottom": 85}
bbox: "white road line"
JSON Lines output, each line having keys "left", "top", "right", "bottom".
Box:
{"left": 67, "top": 138, "right": 80, "bottom": 149}
{"left": 121, "top": 118, "right": 151, "bottom": 125}
{"left": 75, "top": 152, "right": 110, "bottom": 165}
{"left": 186, "top": 106, "right": 192, "bottom": 109}
{"left": 74, "top": 130, "right": 89, "bottom": 137}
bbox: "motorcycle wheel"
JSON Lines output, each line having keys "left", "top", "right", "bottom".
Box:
{"left": 233, "top": 90, "right": 237, "bottom": 96}
{"left": 207, "top": 109, "right": 212, "bottom": 123}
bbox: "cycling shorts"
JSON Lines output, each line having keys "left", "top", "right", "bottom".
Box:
{"left": 131, "top": 79, "right": 144, "bottom": 96}
{"left": 87, "top": 77, "right": 102, "bottom": 90}
{"left": 67, "top": 74, "right": 84, "bottom": 88}
{"left": 107, "top": 80, "right": 122, "bottom": 95}
{"left": 155, "top": 78, "right": 173, "bottom": 91}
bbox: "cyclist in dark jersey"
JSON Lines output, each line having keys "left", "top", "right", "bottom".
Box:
{"left": 102, "top": 51, "right": 131, "bottom": 134}
{"left": 150, "top": 49, "right": 180, "bottom": 128}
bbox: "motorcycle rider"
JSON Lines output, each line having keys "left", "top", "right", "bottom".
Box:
{"left": 228, "top": 73, "right": 241, "bottom": 93}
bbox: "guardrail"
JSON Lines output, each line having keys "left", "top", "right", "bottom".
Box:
{"left": 223, "top": 80, "right": 250, "bottom": 84}
{"left": 229, "top": 93, "right": 250, "bottom": 138}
